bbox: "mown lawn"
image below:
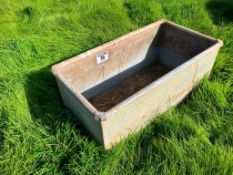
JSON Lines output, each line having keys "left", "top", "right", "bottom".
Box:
{"left": 0, "top": 0, "right": 233, "bottom": 174}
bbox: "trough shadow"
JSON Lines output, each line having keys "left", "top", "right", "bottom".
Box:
{"left": 206, "top": 0, "right": 233, "bottom": 25}
{"left": 24, "top": 67, "right": 95, "bottom": 141}
{"left": 0, "top": 109, "right": 9, "bottom": 151}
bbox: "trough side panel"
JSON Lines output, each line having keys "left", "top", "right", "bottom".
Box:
{"left": 101, "top": 47, "right": 220, "bottom": 149}
{"left": 62, "top": 24, "right": 162, "bottom": 96}
{"left": 56, "top": 78, "right": 103, "bottom": 144}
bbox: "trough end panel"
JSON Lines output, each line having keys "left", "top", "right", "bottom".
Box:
{"left": 55, "top": 78, "right": 104, "bottom": 144}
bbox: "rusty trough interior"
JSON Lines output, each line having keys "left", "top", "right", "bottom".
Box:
{"left": 58, "top": 22, "right": 217, "bottom": 112}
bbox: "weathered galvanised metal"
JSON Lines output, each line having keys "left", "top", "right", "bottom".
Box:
{"left": 51, "top": 19, "right": 223, "bottom": 149}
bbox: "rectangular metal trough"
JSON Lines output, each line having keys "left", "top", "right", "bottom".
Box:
{"left": 51, "top": 20, "right": 223, "bottom": 149}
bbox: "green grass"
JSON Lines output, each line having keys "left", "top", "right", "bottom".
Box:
{"left": 0, "top": 0, "right": 233, "bottom": 174}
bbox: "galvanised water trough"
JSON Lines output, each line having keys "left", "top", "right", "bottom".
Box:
{"left": 51, "top": 20, "right": 223, "bottom": 149}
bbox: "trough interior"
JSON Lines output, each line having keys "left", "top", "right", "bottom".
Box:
{"left": 89, "top": 63, "right": 170, "bottom": 111}
{"left": 59, "top": 22, "right": 217, "bottom": 112}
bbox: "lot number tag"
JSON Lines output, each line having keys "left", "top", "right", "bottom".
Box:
{"left": 96, "top": 51, "right": 109, "bottom": 64}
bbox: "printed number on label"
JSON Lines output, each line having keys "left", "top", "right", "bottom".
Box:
{"left": 96, "top": 51, "right": 109, "bottom": 64}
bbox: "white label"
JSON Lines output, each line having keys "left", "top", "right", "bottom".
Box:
{"left": 96, "top": 51, "right": 109, "bottom": 64}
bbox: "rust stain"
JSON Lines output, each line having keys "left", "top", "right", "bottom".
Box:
{"left": 97, "top": 65, "right": 105, "bottom": 80}
{"left": 192, "top": 63, "right": 199, "bottom": 84}
{"left": 170, "top": 87, "right": 191, "bottom": 101}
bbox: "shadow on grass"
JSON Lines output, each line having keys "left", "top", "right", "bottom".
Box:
{"left": 0, "top": 109, "right": 9, "bottom": 151}
{"left": 24, "top": 67, "right": 95, "bottom": 141}
{"left": 206, "top": 0, "right": 233, "bottom": 25}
